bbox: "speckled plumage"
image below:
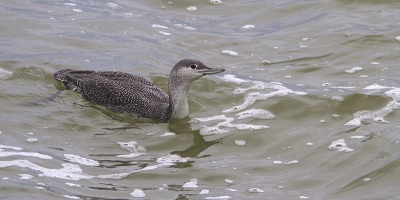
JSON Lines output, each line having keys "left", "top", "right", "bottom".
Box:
{"left": 53, "top": 59, "right": 225, "bottom": 122}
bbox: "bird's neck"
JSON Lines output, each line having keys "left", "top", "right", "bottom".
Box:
{"left": 168, "top": 78, "right": 191, "bottom": 119}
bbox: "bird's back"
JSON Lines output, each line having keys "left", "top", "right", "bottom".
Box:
{"left": 54, "top": 69, "right": 171, "bottom": 121}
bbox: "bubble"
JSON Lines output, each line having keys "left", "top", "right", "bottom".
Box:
{"left": 199, "top": 189, "right": 210, "bottom": 194}
{"left": 248, "top": 188, "right": 264, "bottom": 193}
{"left": 222, "top": 50, "right": 239, "bottom": 57}
{"left": 234, "top": 140, "right": 246, "bottom": 146}
{"left": 183, "top": 178, "right": 198, "bottom": 188}
{"left": 64, "top": 154, "right": 99, "bottom": 166}
{"left": 345, "top": 67, "right": 363, "bottom": 74}
{"left": 0, "top": 68, "right": 13, "bottom": 79}
{"left": 27, "top": 132, "right": 34, "bottom": 136}
{"left": 236, "top": 109, "right": 275, "bottom": 119}
{"left": 130, "top": 189, "right": 146, "bottom": 198}
{"left": 187, "top": 6, "right": 197, "bottom": 11}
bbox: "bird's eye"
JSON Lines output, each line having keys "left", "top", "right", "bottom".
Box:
{"left": 190, "top": 64, "right": 197, "bottom": 69}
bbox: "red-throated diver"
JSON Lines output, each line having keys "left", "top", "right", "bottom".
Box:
{"left": 53, "top": 59, "right": 225, "bottom": 122}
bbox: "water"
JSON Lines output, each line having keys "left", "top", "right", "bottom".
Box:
{"left": 1, "top": 0, "right": 400, "bottom": 199}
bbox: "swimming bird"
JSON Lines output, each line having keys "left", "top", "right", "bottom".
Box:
{"left": 53, "top": 59, "right": 225, "bottom": 122}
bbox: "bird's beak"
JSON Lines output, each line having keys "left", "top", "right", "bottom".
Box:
{"left": 198, "top": 67, "right": 225, "bottom": 76}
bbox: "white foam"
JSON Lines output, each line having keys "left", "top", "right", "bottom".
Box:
{"left": 107, "top": 2, "right": 119, "bottom": 8}
{"left": 63, "top": 195, "right": 80, "bottom": 199}
{"left": 130, "top": 189, "right": 146, "bottom": 198}
{"left": 331, "top": 96, "right": 344, "bottom": 102}
{"left": 210, "top": 0, "right": 223, "bottom": 4}
{"left": 363, "top": 177, "right": 371, "bottom": 182}
{"left": 182, "top": 178, "right": 198, "bottom": 188}
{"left": 299, "top": 196, "right": 310, "bottom": 199}
{"left": 205, "top": 196, "right": 231, "bottom": 199}
{"left": 242, "top": 25, "right": 255, "bottom": 29}
{"left": 64, "top": 154, "right": 99, "bottom": 166}
{"left": 151, "top": 24, "right": 168, "bottom": 29}
{"left": 219, "top": 75, "right": 249, "bottom": 84}
{"left": 158, "top": 31, "right": 171, "bottom": 36}
{"left": 0, "top": 151, "right": 52, "bottom": 159}
{"left": 0, "top": 68, "right": 13, "bottom": 79}
{"left": 248, "top": 188, "right": 264, "bottom": 193}
{"left": 156, "top": 154, "right": 189, "bottom": 166}
{"left": 199, "top": 189, "right": 210, "bottom": 194}
{"left": 302, "top": 37, "right": 309, "bottom": 41}
{"left": 345, "top": 67, "right": 363, "bottom": 74}
{"left": 224, "top": 179, "right": 233, "bottom": 184}
{"left": 226, "top": 188, "right": 237, "bottom": 191}
{"left": 64, "top": 3, "right": 76, "bottom": 6}
{"left": 306, "top": 142, "right": 314, "bottom": 146}
{"left": 18, "top": 174, "right": 33, "bottom": 179}
{"left": 234, "top": 140, "right": 246, "bottom": 146}
{"left": 371, "top": 62, "right": 379, "bottom": 65}
{"left": 160, "top": 132, "right": 176, "bottom": 137}
{"left": 363, "top": 83, "right": 395, "bottom": 90}
{"left": 328, "top": 139, "right": 353, "bottom": 152}
{"left": 396, "top": 36, "right": 400, "bottom": 41}
{"left": 0, "top": 145, "right": 23, "bottom": 151}
{"left": 0, "top": 160, "right": 93, "bottom": 180}
{"left": 26, "top": 138, "right": 38, "bottom": 143}
{"left": 117, "top": 141, "right": 146, "bottom": 158}
{"left": 66, "top": 182, "right": 81, "bottom": 187}
{"left": 222, "top": 50, "right": 239, "bottom": 57}
{"left": 273, "top": 161, "right": 282, "bottom": 165}
{"left": 350, "top": 136, "right": 364, "bottom": 139}
{"left": 187, "top": 6, "right": 197, "bottom": 11}
{"left": 285, "top": 160, "right": 298, "bottom": 165}
{"left": 236, "top": 109, "right": 275, "bottom": 119}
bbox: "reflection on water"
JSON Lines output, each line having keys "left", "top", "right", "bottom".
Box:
{"left": 1, "top": 0, "right": 400, "bottom": 199}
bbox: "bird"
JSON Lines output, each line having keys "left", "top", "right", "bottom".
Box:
{"left": 53, "top": 59, "right": 225, "bottom": 122}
